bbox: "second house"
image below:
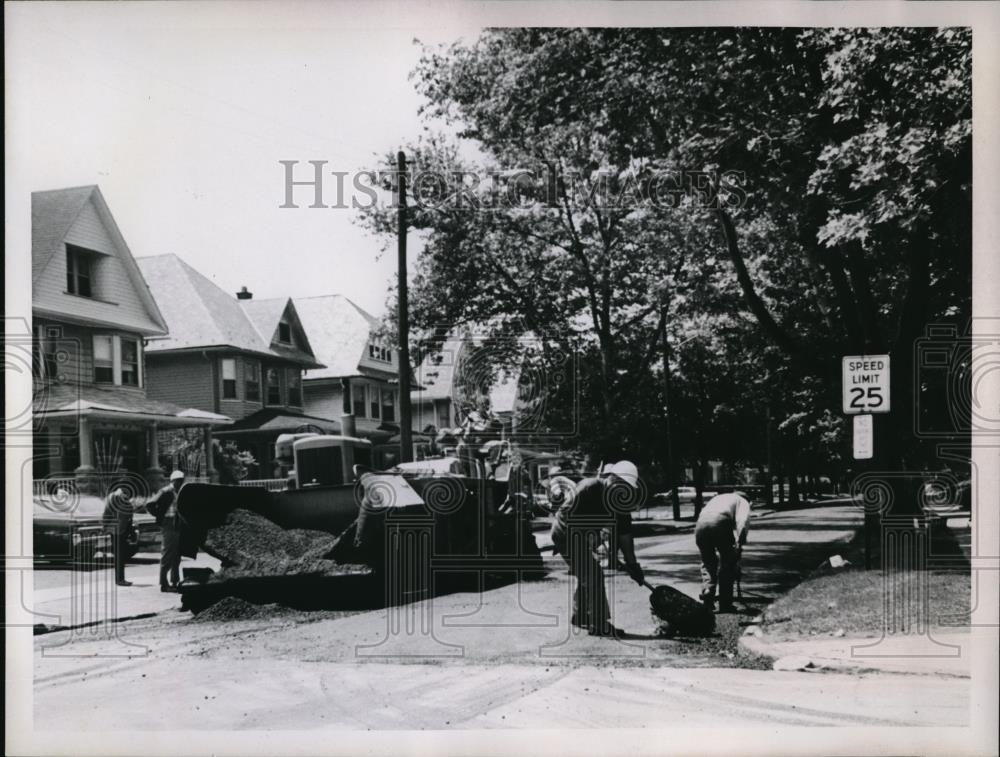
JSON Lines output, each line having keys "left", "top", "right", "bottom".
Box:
{"left": 136, "top": 254, "right": 333, "bottom": 479}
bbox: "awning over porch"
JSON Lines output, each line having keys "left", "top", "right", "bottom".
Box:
{"left": 214, "top": 408, "right": 341, "bottom": 436}
{"left": 34, "top": 384, "right": 232, "bottom": 426}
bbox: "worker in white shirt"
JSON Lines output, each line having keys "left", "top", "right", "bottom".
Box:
{"left": 695, "top": 491, "right": 751, "bottom": 613}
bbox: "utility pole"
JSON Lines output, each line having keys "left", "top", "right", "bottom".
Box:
{"left": 397, "top": 151, "right": 413, "bottom": 462}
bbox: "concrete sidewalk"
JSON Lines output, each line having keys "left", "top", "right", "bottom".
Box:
{"left": 31, "top": 552, "right": 221, "bottom": 633}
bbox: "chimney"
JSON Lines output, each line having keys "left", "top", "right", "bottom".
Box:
{"left": 236, "top": 286, "right": 253, "bottom": 300}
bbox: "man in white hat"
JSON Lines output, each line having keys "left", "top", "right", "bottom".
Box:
{"left": 548, "top": 459, "right": 645, "bottom": 637}
{"left": 146, "top": 470, "right": 186, "bottom": 592}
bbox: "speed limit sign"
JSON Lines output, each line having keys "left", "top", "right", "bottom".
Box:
{"left": 842, "top": 355, "right": 890, "bottom": 414}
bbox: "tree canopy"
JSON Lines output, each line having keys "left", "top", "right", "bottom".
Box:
{"left": 359, "top": 27, "right": 972, "bottom": 487}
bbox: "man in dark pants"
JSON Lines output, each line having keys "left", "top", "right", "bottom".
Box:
{"left": 102, "top": 485, "right": 135, "bottom": 587}
{"left": 695, "top": 491, "right": 751, "bottom": 613}
{"left": 147, "top": 470, "right": 185, "bottom": 592}
{"left": 549, "top": 461, "right": 646, "bottom": 637}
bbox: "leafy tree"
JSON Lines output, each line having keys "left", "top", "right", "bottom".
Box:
{"left": 360, "top": 27, "right": 971, "bottom": 494}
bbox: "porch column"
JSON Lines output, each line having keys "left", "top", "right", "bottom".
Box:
{"left": 75, "top": 417, "right": 95, "bottom": 472}
{"left": 145, "top": 422, "right": 164, "bottom": 488}
{"left": 204, "top": 426, "right": 218, "bottom": 482}
{"left": 74, "top": 416, "right": 97, "bottom": 494}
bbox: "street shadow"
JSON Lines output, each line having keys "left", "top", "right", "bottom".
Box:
{"left": 630, "top": 522, "right": 696, "bottom": 538}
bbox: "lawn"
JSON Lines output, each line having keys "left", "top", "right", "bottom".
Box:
{"left": 760, "top": 524, "right": 971, "bottom": 640}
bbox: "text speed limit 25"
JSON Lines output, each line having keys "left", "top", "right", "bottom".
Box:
{"left": 842, "top": 355, "right": 890, "bottom": 414}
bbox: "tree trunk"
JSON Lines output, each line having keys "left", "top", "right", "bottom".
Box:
{"left": 693, "top": 458, "right": 707, "bottom": 519}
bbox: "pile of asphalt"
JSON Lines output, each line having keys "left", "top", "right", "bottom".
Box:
{"left": 190, "top": 596, "right": 296, "bottom": 622}
{"left": 197, "top": 508, "right": 371, "bottom": 579}
{"left": 202, "top": 509, "right": 340, "bottom": 568}
{"left": 180, "top": 509, "right": 376, "bottom": 614}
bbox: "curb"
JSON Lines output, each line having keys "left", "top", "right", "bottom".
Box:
{"left": 33, "top": 611, "right": 161, "bottom": 636}
{"left": 737, "top": 629, "right": 972, "bottom": 678}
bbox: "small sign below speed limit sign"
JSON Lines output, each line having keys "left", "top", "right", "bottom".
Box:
{"left": 842, "top": 355, "right": 890, "bottom": 414}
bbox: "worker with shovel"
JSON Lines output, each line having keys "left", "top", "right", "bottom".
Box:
{"left": 549, "top": 460, "right": 646, "bottom": 637}
{"left": 695, "top": 491, "right": 751, "bottom": 613}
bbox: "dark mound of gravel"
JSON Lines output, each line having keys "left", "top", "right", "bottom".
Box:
{"left": 191, "top": 596, "right": 297, "bottom": 622}
{"left": 203, "top": 509, "right": 340, "bottom": 568}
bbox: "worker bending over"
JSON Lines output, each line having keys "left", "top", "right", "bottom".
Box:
{"left": 695, "top": 491, "right": 751, "bottom": 613}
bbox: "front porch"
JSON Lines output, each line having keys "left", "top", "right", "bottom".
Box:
{"left": 213, "top": 407, "right": 340, "bottom": 479}
{"left": 33, "top": 384, "right": 231, "bottom": 496}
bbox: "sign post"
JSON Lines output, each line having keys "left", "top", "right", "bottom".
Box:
{"left": 843, "top": 355, "right": 891, "bottom": 568}
{"left": 852, "top": 414, "right": 873, "bottom": 460}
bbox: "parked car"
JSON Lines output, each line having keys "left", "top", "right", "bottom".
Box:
{"left": 656, "top": 486, "right": 719, "bottom": 504}
{"left": 33, "top": 493, "right": 158, "bottom": 564}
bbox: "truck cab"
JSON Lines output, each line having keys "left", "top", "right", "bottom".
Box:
{"left": 272, "top": 433, "right": 373, "bottom": 488}
{"left": 292, "top": 435, "right": 373, "bottom": 488}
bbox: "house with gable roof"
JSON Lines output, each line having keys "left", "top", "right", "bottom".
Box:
{"left": 30, "top": 186, "right": 231, "bottom": 491}
{"left": 291, "top": 295, "right": 414, "bottom": 465}
{"left": 136, "top": 254, "right": 333, "bottom": 477}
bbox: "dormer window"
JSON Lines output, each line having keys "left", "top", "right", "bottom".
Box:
{"left": 278, "top": 321, "right": 292, "bottom": 344}
{"left": 368, "top": 342, "right": 391, "bottom": 363}
{"left": 66, "top": 245, "right": 93, "bottom": 297}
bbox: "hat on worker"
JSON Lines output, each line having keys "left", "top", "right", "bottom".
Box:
{"left": 169, "top": 470, "right": 186, "bottom": 481}
{"left": 608, "top": 460, "right": 640, "bottom": 489}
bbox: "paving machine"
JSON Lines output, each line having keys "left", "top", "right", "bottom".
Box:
{"left": 175, "top": 427, "right": 544, "bottom": 612}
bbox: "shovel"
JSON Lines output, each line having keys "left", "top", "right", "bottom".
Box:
{"left": 642, "top": 580, "right": 715, "bottom": 637}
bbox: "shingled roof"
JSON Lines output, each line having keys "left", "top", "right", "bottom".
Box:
{"left": 32, "top": 186, "right": 94, "bottom": 283}
{"left": 240, "top": 297, "right": 317, "bottom": 365}
{"left": 293, "top": 295, "right": 382, "bottom": 380}
{"left": 136, "top": 254, "right": 321, "bottom": 367}
{"left": 35, "top": 383, "right": 231, "bottom": 426}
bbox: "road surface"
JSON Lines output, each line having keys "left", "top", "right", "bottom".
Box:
{"left": 31, "top": 503, "right": 970, "bottom": 729}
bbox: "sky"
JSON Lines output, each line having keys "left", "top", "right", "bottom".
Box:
{"left": 6, "top": 2, "right": 486, "bottom": 316}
